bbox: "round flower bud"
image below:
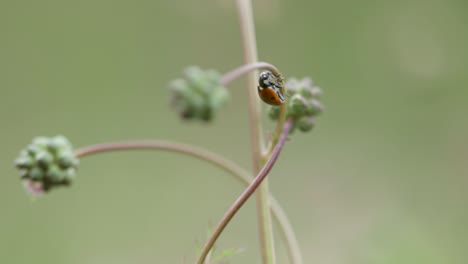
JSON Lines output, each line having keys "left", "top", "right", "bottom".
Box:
{"left": 29, "top": 167, "right": 44, "bottom": 181}
{"left": 47, "top": 135, "right": 71, "bottom": 153}
{"left": 297, "top": 116, "right": 316, "bottom": 132}
{"left": 169, "top": 66, "right": 229, "bottom": 122}
{"left": 15, "top": 155, "right": 34, "bottom": 169}
{"left": 57, "top": 151, "right": 77, "bottom": 169}
{"left": 35, "top": 151, "right": 54, "bottom": 169}
{"left": 269, "top": 76, "right": 324, "bottom": 133}
{"left": 289, "top": 94, "right": 308, "bottom": 117}
{"left": 268, "top": 105, "right": 281, "bottom": 120}
{"left": 309, "top": 86, "right": 322, "bottom": 98}
{"left": 14, "top": 135, "right": 79, "bottom": 195}
{"left": 306, "top": 99, "right": 324, "bottom": 116}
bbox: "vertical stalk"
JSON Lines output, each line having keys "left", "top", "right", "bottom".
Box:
{"left": 196, "top": 120, "right": 293, "bottom": 264}
{"left": 236, "top": 0, "right": 276, "bottom": 264}
{"left": 236, "top": 0, "right": 264, "bottom": 166}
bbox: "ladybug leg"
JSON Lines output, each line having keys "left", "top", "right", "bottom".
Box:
{"left": 275, "top": 89, "right": 285, "bottom": 102}
{"left": 274, "top": 82, "right": 283, "bottom": 89}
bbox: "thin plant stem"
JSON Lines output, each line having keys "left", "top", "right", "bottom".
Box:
{"left": 197, "top": 119, "right": 293, "bottom": 264}
{"left": 74, "top": 139, "right": 301, "bottom": 264}
{"left": 220, "top": 61, "right": 303, "bottom": 263}
{"left": 236, "top": 0, "right": 277, "bottom": 263}
{"left": 273, "top": 199, "right": 304, "bottom": 264}
{"left": 236, "top": 0, "right": 264, "bottom": 168}
{"left": 220, "top": 62, "right": 281, "bottom": 86}
{"left": 264, "top": 87, "right": 287, "bottom": 156}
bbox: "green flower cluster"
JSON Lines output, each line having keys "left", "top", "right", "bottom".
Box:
{"left": 15, "top": 136, "right": 79, "bottom": 194}
{"left": 269, "top": 77, "right": 323, "bottom": 133}
{"left": 169, "top": 66, "right": 229, "bottom": 122}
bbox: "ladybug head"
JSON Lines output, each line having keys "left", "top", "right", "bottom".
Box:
{"left": 259, "top": 71, "right": 275, "bottom": 88}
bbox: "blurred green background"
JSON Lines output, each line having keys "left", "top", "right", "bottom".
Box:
{"left": 1, "top": 0, "right": 467, "bottom": 263}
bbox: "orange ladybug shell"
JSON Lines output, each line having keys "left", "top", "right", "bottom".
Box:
{"left": 258, "top": 86, "right": 285, "bottom": 105}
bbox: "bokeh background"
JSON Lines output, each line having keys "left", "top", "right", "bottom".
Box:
{"left": 1, "top": 0, "right": 467, "bottom": 263}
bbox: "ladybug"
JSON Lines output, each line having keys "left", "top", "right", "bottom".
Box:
{"left": 257, "top": 71, "right": 285, "bottom": 106}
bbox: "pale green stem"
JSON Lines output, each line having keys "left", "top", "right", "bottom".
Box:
{"left": 73, "top": 140, "right": 301, "bottom": 264}
{"left": 220, "top": 62, "right": 282, "bottom": 86}
{"left": 221, "top": 62, "right": 303, "bottom": 264}
{"left": 236, "top": 0, "right": 264, "bottom": 167}
{"left": 197, "top": 119, "right": 293, "bottom": 264}
{"left": 264, "top": 82, "right": 287, "bottom": 155}
{"left": 236, "top": 0, "right": 276, "bottom": 263}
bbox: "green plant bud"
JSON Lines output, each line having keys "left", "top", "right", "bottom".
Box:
{"left": 29, "top": 167, "right": 44, "bottom": 180}
{"left": 285, "top": 78, "right": 300, "bottom": 94}
{"left": 169, "top": 66, "right": 229, "bottom": 122}
{"left": 184, "top": 66, "right": 211, "bottom": 94}
{"left": 35, "top": 151, "right": 54, "bottom": 169}
{"left": 171, "top": 85, "right": 206, "bottom": 120}
{"left": 206, "top": 69, "right": 221, "bottom": 82}
{"left": 188, "top": 91, "right": 206, "bottom": 111}
{"left": 198, "top": 70, "right": 221, "bottom": 94}
{"left": 289, "top": 94, "right": 308, "bottom": 116}
{"left": 46, "top": 165, "right": 65, "bottom": 182}
{"left": 15, "top": 135, "right": 79, "bottom": 194}
{"left": 200, "top": 108, "right": 213, "bottom": 122}
{"left": 27, "top": 145, "right": 41, "bottom": 156}
{"left": 22, "top": 180, "right": 46, "bottom": 195}
{"left": 18, "top": 169, "right": 29, "bottom": 178}
{"left": 47, "top": 135, "right": 71, "bottom": 152}
{"left": 57, "top": 152, "right": 77, "bottom": 169}
{"left": 297, "top": 116, "right": 316, "bottom": 132}
{"left": 32, "top": 137, "right": 50, "bottom": 148}
{"left": 15, "top": 156, "right": 34, "bottom": 169}
{"left": 184, "top": 66, "right": 203, "bottom": 80}
{"left": 209, "top": 87, "right": 229, "bottom": 110}
{"left": 171, "top": 83, "right": 193, "bottom": 101}
{"left": 268, "top": 106, "right": 280, "bottom": 120}
{"left": 169, "top": 79, "right": 188, "bottom": 93}
{"left": 309, "top": 86, "right": 322, "bottom": 98}
{"left": 306, "top": 99, "right": 324, "bottom": 116}
{"left": 65, "top": 168, "right": 77, "bottom": 179}
{"left": 271, "top": 76, "right": 323, "bottom": 133}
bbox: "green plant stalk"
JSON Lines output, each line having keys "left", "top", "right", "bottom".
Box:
{"left": 236, "top": 1, "right": 276, "bottom": 263}
{"left": 221, "top": 62, "right": 302, "bottom": 264}
{"left": 236, "top": 0, "right": 264, "bottom": 167}
{"left": 197, "top": 119, "right": 293, "bottom": 264}
{"left": 221, "top": 61, "right": 288, "bottom": 166}
{"left": 265, "top": 81, "right": 287, "bottom": 154}
{"left": 73, "top": 139, "right": 301, "bottom": 264}
{"left": 220, "top": 62, "right": 282, "bottom": 86}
